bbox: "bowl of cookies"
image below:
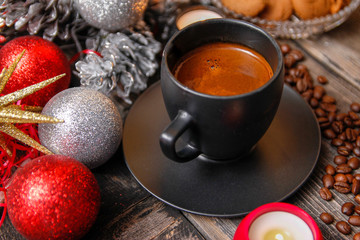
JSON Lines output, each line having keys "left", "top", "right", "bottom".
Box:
{"left": 212, "top": 0, "right": 360, "bottom": 39}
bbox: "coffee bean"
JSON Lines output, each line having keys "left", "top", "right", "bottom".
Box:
{"left": 355, "top": 194, "right": 360, "bottom": 204}
{"left": 354, "top": 232, "right": 360, "bottom": 240}
{"left": 315, "top": 108, "right": 327, "bottom": 117}
{"left": 288, "top": 68, "right": 297, "bottom": 77}
{"left": 295, "top": 64, "right": 307, "bottom": 74}
{"left": 344, "top": 141, "right": 354, "bottom": 151}
{"left": 280, "top": 44, "right": 291, "bottom": 55}
{"left": 336, "top": 221, "right": 351, "bottom": 235}
{"left": 322, "top": 95, "right": 336, "bottom": 104}
{"left": 284, "top": 75, "right": 295, "bottom": 85}
{"left": 323, "top": 174, "right": 335, "bottom": 188}
{"left": 349, "top": 111, "right": 360, "bottom": 121}
{"left": 296, "top": 63, "right": 307, "bottom": 72}
{"left": 346, "top": 130, "right": 357, "bottom": 142}
{"left": 351, "top": 102, "right": 360, "bottom": 113}
{"left": 348, "top": 157, "right": 360, "bottom": 169}
{"left": 336, "top": 164, "right": 352, "bottom": 174}
{"left": 339, "top": 132, "right": 347, "bottom": 141}
{"left": 344, "top": 117, "right": 354, "bottom": 127}
{"left": 317, "top": 75, "right": 328, "bottom": 84}
{"left": 313, "top": 86, "right": 325, "bottom": 100}
{"left": 320, "top": 187, "right": 333, "bottom": 200}
{"left": 334, "top": 173, "right": 348, "bottom": 182}
{"left": 334, "top": 181, "right": 351, "bottom": 193}
{"left": 355, "top": 205, "right": 360, "bottom": 215}
{"left": 325, "top": 164, "right": 336, "bottom": 175}
{"left": 296, "top": 78, "right": 309, "bottom": 93}
{"left": 346, "top": 128, "right": 358, "bottom": 142}
{"left": 354, "top": 147, "right": 360, "bottom": 157}
{"left": 342, "top": 202, "right": 355, "bottom": 216}
{"left": 334, "top": 155, "right": 348, "bottom": 165}
{"left": 320, "top": 102, "right": 337, "bottom": 112}
{"left": 310, "top": 98, "right": 319, "bottom": 108}
{"left": 332, "top": 121, "right": 345, "bottom": 134}
{"left": 338, "top": 146, "right": 351, "bottom": 156}
{"left": 346, "top": 174, "right": 354, "bottom": 183}
{"left": 301, "top": 89, "right": 313, "bottom": 101}
{"left": 356, "top": 136, "right": 360, "bottom": 147}
{"left": 353, "top": 179, "right": 360, "bottom": 195}
{"left": 337, "top": 113, "right": 348, "bottom": 121}
{"left": 284, "top": 54, "right": 297, "bottom": 68}
{"left": 320, "top": 212, "right": 333, "bottom": 224}
{"left": 294, "top": 68, "right": 306, "bottom": 79}
{"left": 349, "top": 216, "right": 360, "bottom": 226}
{"left": 331, "top": 138, "right": 344, "bottom": 147}
{"left": 355, "top": 174, "right": 360, "bottom": 181}
{"left": 289, "top": 49, "right": 304, "bottom": 61}
{"left": 354, "top": 119, "right": 360, "bottom": 127}
{"left": 317, "top": 117, "right": 329, "bottom": 124}
{"left": 324, "top": 129, "right": 336, "bottom": 139}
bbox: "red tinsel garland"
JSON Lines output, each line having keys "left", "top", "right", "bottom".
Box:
{"left": 0, "top": 111, "right": 44, "bottom": 226}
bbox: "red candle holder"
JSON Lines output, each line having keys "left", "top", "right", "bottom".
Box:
{"left": 233, "top": 202, "right": 323, "bottom": 240}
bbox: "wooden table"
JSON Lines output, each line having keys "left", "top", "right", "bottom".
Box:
{"left": 1, "top": 5, "right": 360, "bottom": 240}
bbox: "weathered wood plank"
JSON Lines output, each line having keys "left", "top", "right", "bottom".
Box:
{"left": 85, "top": 197, "right": 205, "bottom": 240}
{"left": 182, "top": 213, "right": 239, "bottom": 240}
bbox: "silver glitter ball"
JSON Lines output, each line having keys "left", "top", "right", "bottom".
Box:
{"left": 39, "top": 87, "right": 123, "bottom": 169}
{"left": 74, "top": 0, "right": 149, "bottom": 31}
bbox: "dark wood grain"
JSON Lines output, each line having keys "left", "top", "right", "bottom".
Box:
{"left": 84, "top": 148, "right": 206, "bottom": 240}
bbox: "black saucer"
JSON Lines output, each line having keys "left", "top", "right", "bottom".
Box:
{"left": 123, "top": 82, "right": 321, "bottom": 217}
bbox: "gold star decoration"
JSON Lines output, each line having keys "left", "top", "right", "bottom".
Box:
{"left": 0, "top": 50, "right": 66, "bottom": 156}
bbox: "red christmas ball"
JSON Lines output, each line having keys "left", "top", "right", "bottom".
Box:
{"left": 0, "top": 36, "right": 71, "bottom": 106}
{"left": 7, "top": 155, "right": 101, "bottom": 240}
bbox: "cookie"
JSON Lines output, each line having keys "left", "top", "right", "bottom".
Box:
{"left": 259, "top": 0, "right": 293, "bottom": 21}
{"left": 330, "top": 0, "right": 350, "bottom": 13}
{"left": 221, "top": 0, "right": 266, "bottom": 17}
{"left": 292, "top": 0, "right": 331, "bottom": 19}
{"left": 330, "top": 0, "right": 343, "bottom": 13}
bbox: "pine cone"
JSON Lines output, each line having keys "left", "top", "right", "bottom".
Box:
{"left": 0, "top": 0, "right": 95, "bottom": 41}
{"left": 75, "top": 27, "right": 161, "bottom": 105}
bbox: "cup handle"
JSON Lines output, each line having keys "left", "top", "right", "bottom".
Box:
{"left": 160, "top": 110, "right": 201, "bottom": 163}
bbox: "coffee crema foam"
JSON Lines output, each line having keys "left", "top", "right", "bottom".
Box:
{"left": 173, "top": 42, "right": 274, "bottom": 96}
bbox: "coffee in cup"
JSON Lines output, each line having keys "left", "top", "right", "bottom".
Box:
{"left": 173, "top": 42, "right": 273, "bottom": 96}
{"left": 160, "top": 19, "right": 284, "bottom": 163}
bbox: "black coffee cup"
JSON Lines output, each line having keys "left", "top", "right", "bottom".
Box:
{"left": 160, "top": 19, "right": 284, "bottom": 163}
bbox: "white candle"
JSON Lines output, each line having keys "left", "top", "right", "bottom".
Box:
{"left": 248, "top": 211, "right": 314, "bottom": 240}
{"left": 176, "top": 9, "right": 223, "bottom": 30}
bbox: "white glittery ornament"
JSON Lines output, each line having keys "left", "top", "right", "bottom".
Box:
{"left": 38, "top": 87, "right": 123, "bottom": 169}
{"left": 74, "top": 0, "right": 149, "bottom": 31}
